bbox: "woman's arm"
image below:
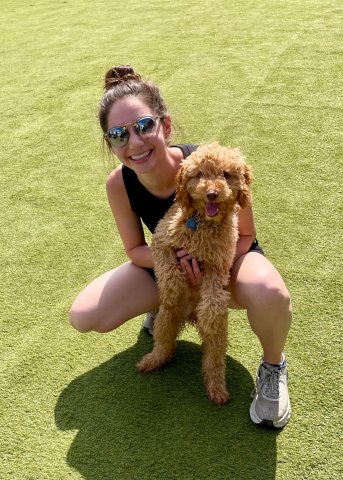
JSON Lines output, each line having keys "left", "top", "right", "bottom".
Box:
{"left": 234, "top": 204, "right": 257, "bottom": 261}
{"left": 106, "top": 166, "right": 154, "bottom": 268}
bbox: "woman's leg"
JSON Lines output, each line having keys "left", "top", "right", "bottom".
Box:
{"left": 69, "top": 262, "right": 159, "bottom": 333}
{"left": 229, "top": 252, "right": 292, "bottom": 364}
{"left": 229, "top": 252, "right": 292, "bottom": 427}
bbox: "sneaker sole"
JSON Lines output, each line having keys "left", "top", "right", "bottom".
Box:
{"left": 249, "top": 398, "right": 291, "bottom": 429}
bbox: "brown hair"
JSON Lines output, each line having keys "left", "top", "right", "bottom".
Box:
{"left": 99, "top": 65, "right": 168, "bottom": 135}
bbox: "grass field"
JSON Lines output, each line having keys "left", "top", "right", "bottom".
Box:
{"left": 1, "top": 0, "right": 342, "bottom": 479}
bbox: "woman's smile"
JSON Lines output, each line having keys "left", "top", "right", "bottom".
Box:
{"left": 129, "top": 149, "right": 152, "bottom": 163}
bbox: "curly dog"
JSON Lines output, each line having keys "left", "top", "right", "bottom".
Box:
{"left": 137, "top": 143, "right": 253, "bottom": 404}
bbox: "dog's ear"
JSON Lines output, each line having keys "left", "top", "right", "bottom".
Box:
{"left": 237, "top": 164, "right": 253, "bottom": 208}
{"left": 175, "top": 165, "right": 192, "bottom": 210}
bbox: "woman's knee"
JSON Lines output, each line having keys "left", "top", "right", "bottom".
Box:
{"left": 248, "top": 271, "right": 292, "bottom": 313}
{"left": 68, "top": 301, "right": 97, "bottom": 333}
{"left": 234, "top": 266, "right": 292, "bottom": 314}
{"left": 68, "top": 266, "right": 130, "bottom": 333}
{"left": 69, "top": 301, "right": 124, "bottom": 333}
{"left": 68, "top": 263, "right": 158, "bottom": 334}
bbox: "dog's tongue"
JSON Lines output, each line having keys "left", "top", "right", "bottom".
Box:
{"left": 205, "top": 202, "right": 220, "bottom": 217}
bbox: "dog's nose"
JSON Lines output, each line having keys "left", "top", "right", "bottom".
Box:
{"left": 206, "top": 190, "right": 219, "bottom": 201}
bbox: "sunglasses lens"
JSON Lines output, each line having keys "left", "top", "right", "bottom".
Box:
{"left": 106, "top": 117, "right": 158, "bottom": 148}
{"left": 107, "top": 127, "right": 129, "bottom": 147}
{"left": 136, "top": 117, "right": 157, "bottom": 134}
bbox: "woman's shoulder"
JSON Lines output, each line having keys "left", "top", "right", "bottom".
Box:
{"left": 106, "top": 165, "right": 125, "bottom": 196}
{"left": 171, "top": 144, "right": 199, "bottom": 158}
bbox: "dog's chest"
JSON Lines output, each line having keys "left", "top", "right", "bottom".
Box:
{"left": 170, "top": 220, "right": 235, "bottom": 265}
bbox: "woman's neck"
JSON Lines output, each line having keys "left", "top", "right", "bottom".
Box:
{"left": 136, "top": 146, "right": 183, "bottom": 199}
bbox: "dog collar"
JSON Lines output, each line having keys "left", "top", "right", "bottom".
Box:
{"left": 186, "top": 213, "right": 200, "bottom": 230}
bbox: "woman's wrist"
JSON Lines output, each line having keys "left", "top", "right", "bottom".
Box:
{"left": 126, "top": 244, "right": 154, "bottom": 268}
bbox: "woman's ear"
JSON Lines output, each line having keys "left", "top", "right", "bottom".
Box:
{"left": 161, "top": 114, "right": 172, "bottom": 140}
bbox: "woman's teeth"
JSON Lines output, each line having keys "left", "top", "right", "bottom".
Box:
{"left": 130, "top": 151, "right": 150, "bottom": 161}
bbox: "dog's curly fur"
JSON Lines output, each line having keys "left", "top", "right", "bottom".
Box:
{"left": 137, "top": 143, "right": 253, "bottom": 404}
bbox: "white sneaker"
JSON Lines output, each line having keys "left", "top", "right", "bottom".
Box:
{"left": 250, "top": 357, "right": 291, "bottom": 428}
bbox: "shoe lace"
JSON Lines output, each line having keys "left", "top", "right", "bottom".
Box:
{"left": 251, "top": 364, "right": 284, "bottom": 400}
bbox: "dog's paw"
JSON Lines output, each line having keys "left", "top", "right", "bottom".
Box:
{"left": 207, "top": 384, "right": 230, "bottom": 405}
{"left": 136, "top": 353, "right": 162, "bottom": 373}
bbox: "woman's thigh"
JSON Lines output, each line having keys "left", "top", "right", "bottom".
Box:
{"left": 228, "top": 252, "right": 290, "bottom": 310}
{"left": 69, "top": 262, "right": 159, "bottom": 333}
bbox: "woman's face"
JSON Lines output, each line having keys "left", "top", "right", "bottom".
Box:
{"left": 106, "top": 95, "right": 171, "bottom": 174}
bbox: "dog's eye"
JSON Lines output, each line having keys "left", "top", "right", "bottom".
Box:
{"left": 223, "top": 172, "right": 231, "bottom": 180}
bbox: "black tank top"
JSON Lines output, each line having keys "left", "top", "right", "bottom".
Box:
{"left": 122, "top": 144, "right": 198, "bottom": 233}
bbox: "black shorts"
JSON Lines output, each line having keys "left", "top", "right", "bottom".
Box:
{"left": 145, "top": 239, "right": 265, "bottom": 282}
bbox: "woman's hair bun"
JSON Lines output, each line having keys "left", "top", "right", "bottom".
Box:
{"left": 104, "top": 65, "right": 141, "bottom": 91}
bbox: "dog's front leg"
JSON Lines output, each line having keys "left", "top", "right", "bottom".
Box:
{"left": 136, "top": 303, "right": 184, "bottom": 372}
{"left": 196, "top": 276, "right": 230, "bottom": 404}
{"left": 137, "top": 260, "right": 186, "bottom": 373}
{"left": 197, "top": 316, "right": 230, "bottom": 405}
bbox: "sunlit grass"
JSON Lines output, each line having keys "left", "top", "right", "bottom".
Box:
{"left": 0, "top": 1, "right": 342, "bottom": 479}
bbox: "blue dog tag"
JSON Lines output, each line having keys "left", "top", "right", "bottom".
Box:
{"left": 186, "top": 217, "right": 198, "bottom": 230}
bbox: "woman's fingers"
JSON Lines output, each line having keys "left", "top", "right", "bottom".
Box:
{"left": 182, "top": 260, "right": 196, "bottom": 285}
{"left": 179, "top": 256, "right": 202, "bottom": 286}
{"left": 191, "top": 258, "right": 202, "bottom": 284}
{"left": 176, "top": 249, "right": 202, "bottom": 285}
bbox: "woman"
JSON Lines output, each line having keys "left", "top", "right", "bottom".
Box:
{"left": 69, "top": 65, "right": 292, "bottom": 428}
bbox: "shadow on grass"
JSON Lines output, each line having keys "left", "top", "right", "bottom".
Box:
{"left": 55, "top": 332, "right": 279, "bottom": 480}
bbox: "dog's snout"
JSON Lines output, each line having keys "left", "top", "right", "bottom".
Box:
{"left": 206, "top": 189, "right": 219, "bottom": 201}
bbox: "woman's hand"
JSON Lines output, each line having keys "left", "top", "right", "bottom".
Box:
{"left": 176, "top": 249, "right": 202, "bottom": 286}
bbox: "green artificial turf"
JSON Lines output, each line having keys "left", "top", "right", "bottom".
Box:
{"left": 1, "top": 0, "right": 342, "bottom": 478}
